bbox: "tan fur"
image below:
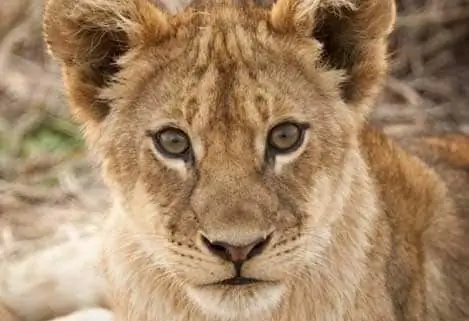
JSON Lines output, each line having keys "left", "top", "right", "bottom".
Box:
{"left": 38, "top": 0, "right": 469, "bottom": 321}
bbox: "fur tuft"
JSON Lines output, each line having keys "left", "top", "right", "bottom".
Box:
{"left": 296, "top": 0, "right": 357, "bottom": 25}
{"left": 271, "top": 0, "right": 356, "bottom": 35}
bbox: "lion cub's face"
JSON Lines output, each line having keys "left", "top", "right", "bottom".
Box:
{"left": 103, "top": 22, "right": 355, "bottom": 318}
{"left": 45, "top": 0, "right": 395, "bottom": 318}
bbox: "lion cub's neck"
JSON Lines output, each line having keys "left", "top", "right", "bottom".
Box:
{"left": 102, "top": 145, "right": 380, "bottom": 321}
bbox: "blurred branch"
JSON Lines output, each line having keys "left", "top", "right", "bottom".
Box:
{"left": 397, "top": 8, "right": 469, "bottom": 28}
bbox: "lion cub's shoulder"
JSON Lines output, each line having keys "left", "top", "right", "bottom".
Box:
{"left": 359, "top": 125, "right": 469, "bottom": 320}
{"left": 396, "top": 130, "right": 469, "bottom": 216}
{"left": 360, "top": 126, "right": 469, "bottom": 216}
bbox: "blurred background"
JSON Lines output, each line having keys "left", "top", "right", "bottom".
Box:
{"left": 0, "top": 0, "right": 468, "bottom": 262}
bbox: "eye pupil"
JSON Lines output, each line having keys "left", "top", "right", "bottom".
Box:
{"left": 153, "top": 127, "right": 191, "bottom": 158}
{"left": 268, "top": 122, "right": 305, "bottom": 153}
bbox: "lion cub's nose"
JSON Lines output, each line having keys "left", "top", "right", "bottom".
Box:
{"left": 201, "top": 235, "right": 271, "bottom": 262}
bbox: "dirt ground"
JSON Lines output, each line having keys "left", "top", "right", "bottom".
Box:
{"left": 0, "top": 0, "right": 468, "bottom": 302}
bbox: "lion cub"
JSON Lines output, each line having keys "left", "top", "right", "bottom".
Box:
{"left": 43, "top": 0, "right": 469, "bottom": 320}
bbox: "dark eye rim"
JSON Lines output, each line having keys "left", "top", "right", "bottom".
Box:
{"left": 267, "top": 121, "right": 309, "bottom": 155}
{"left": 148, "top": 126, "right": 192, "bottom": 160}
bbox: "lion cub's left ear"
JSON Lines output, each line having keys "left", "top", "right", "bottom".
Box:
{"left": 270, "top": 0, "right": 396, "bottom": 115}
{"left": 44, "top": 0, "right": 170, "bottom": 126}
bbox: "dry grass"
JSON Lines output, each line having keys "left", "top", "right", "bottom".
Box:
{"left": 0, "top": 0, "right": 468, "bottom": 261}
{"left": 0, "top": 0, "right": 109, "bottom": 262}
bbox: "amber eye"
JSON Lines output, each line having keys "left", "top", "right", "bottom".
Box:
{"left": 152, "top": 127, "right": 191, "bottom": 159}
{"left": 267, "top": 122, "right": 305, "bottom": 154}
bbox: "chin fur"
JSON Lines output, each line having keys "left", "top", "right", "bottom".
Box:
{"left": 186, "top": 283, "right": 286, "bottom": 320}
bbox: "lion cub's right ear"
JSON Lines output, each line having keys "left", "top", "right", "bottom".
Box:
{"left": 44, "top": 0, "right": 170, "bottom": 126}
{"left": 269, "top": 0, "right": 395, "bottom": 116}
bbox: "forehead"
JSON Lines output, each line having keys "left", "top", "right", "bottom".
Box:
{"left": 133, "top": 6, "right": 337, "bottom": 134}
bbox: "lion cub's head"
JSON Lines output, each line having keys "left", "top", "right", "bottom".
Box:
{"left": 44, "top": 0, "right": 395, "bottom": 318}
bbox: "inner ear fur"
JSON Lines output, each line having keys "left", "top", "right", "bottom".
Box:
{"left": 43, "top": 0, "right": 170, "bottom": 124}
{"left": 271, "top": 0, "right": 396, "bottom": 112}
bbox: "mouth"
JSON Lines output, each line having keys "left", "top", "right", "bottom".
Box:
{"left": 216, "top": 277, "right": 262, "bottom": 286}
{"left": 200, "top": 276, "right": 279, "bottom": 288}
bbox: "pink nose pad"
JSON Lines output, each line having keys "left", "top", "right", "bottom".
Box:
{"left": 202, "top": 235, "right": 271, "bottom": 262}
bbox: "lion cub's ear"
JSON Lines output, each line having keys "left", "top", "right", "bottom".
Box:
{"left": 270, "top": 0, "right": 396, "bottom": 115}
{"left": 44, "top": 0, "right": 170, "bottom": 125}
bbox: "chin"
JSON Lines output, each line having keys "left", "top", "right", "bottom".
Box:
{"left": 186, "top": 282, "right": 286, "bottom": 320}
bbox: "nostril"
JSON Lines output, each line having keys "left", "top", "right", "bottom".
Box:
{"left": 247, "top": 233, "right": 272, "bottom": 260}
{"left": 201, "top": 235, "right": 230, "bottom": 261}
